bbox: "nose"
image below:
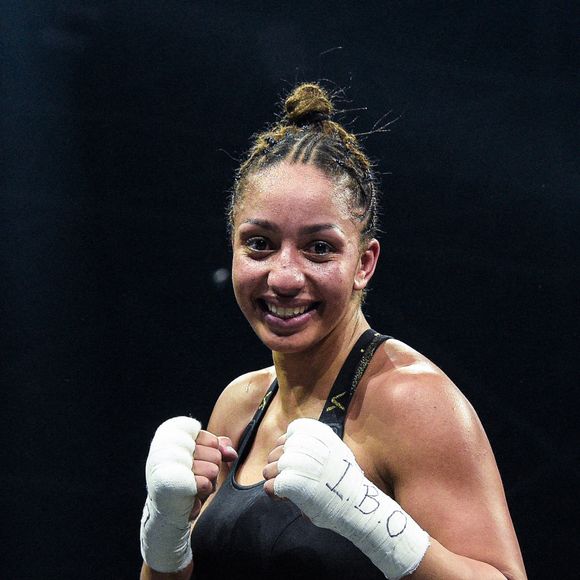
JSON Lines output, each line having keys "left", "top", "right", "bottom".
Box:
{"left": 267, "top": 248, "right": 305, "bottom": 296}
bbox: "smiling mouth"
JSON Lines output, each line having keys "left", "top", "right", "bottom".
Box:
{"left": 258, "top": 300, "right": 319, "bottom": 320}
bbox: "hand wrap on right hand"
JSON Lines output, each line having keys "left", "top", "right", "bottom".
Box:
{"left": 140, "top": 416, "right": 201, "bottom": 573}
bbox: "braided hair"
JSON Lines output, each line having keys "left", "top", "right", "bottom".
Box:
{"left": 228, "top": 83, "right": 380, "bottom": 245}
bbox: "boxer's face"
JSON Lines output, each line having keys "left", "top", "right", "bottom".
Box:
{"left": 231, "top": 161, "right": 378, "bottom": 354}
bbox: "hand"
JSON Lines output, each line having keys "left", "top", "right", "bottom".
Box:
{"left": 262, "top": 432, "right": 287, "bottom": 498}
{"left": 262, "top": 418, "right": 429, "bottom": 580}
{"left": 262, "top": 418, "right": 361, "bottom": 528}
{"left": 190, "top": 431, "right": 238, "bottom": 518}
{"left": 141, "top": 417, "right": 238, "bottom": 573}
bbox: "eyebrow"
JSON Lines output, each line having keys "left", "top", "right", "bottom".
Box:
{"left": 241, "top": 219, "right": 344, "bottom": 235}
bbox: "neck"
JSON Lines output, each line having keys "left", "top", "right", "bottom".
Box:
{"left": 271, "top": 310, "right": 369, "bottom": 419}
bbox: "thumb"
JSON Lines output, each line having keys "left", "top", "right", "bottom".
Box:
{"left": 218, "top": 436, "right": 238, "bottom": 462}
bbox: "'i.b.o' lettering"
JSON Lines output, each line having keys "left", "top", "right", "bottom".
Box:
{"left": 325, "top": 459, "right": 352, "bottom": 500}
{"left": 386, "top": 510, "right": 408, "bottom": 537}
{"left": 355, "top": 483, "right": 380, "bottom": 515}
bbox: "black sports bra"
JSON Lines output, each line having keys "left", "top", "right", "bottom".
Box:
{"left": 190, "top": 329, "right": 391, "bottom": 580}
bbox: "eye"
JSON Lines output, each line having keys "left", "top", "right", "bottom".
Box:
{"left": 308, "top": 241, "right": 333, "bottom": 256}
{"left": 246, "top": 236, "right": 271, "bottom": 252}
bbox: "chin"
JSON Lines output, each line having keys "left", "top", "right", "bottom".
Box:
{"left": 254, "top": 327, "right": 320, "bottom": 355}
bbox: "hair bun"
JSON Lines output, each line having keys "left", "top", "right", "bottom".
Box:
{"left": 284, "top": 83, "right": 333, "bottom": 126}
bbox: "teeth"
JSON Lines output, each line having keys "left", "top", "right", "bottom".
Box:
{"left": 267, "top": 303, "right": 307, "bottom": 319}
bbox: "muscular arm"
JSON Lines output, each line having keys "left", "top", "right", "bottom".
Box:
{"left": 376, "top": 367, "right": 526, "bottom": 579}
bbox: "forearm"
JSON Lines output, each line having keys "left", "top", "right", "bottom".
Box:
{"left": 270, "top": 419, "right": 526, "bottom": 580}
{"left": 140, "top": 561, "right": 193, "bottom": 580}
{"left": 409, "top": 539, "right": 524, "bottom": 580}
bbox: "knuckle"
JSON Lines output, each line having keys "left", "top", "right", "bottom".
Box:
{"left": 196, "top": 477, "right": 212, "bottom": 495}
{"left": 198, "top": 431, "right": 219, "bottom": 448}
{"left": 194, "top": 460, "right": 220, "bottom": 481}
{"left": 207, "top": 462, "right": 220, "bottom": 480}
{"left": 194, "top": 446, "right": 222, "bottom": 465}
{"left": 209, "top": 447, "right": 222, "bottom": 464}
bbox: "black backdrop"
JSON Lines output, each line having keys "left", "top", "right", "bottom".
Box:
{"left": 2, "top": 1, "right": 578, "bottom": 578}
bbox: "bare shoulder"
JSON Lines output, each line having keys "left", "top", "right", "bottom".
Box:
{"left": 207, "top": 366, "right": 275, "bottom": 448}
{"left": 364, "top": 338, "right": 482, "bottom": 452}
{"left": 358, "top": 339, "right": 525, "bottom": 576}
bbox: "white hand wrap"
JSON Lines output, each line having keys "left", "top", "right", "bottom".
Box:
{"left": 140, "top": 416, "right": 201, "bottom": 573}
{"left": 274, "top": 418, "right": 430, "bottom": 580}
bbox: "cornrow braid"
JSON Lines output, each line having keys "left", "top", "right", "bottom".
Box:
{"left": 228, "top": 82, "right": 380, "bottom": 244}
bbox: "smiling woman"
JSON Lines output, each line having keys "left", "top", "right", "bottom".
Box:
{"left": 139, "top": 83, "right": 527, "bottom": 580}
{"left": 231, "top": 161, "right": 379, "bottom": 354}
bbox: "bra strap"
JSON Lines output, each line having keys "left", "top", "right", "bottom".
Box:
{"left": 319, "top": 329, "right": 391, "bottom": 438}
{"left": 234, "top": 329, "right": 391, "bottom": 464}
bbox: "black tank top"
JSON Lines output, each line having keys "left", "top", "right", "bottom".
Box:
{"left": 190, "top": 330, "right": 391, "bottom": 580}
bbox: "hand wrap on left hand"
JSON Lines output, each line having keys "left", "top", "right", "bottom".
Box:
{"left": 274, "top": 418, "right": 430, "bottom": 580}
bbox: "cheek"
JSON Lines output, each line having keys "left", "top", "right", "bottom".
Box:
{"left": 231, "top": 258, "right": 245, "bottom": 301}
{"left": 231, "top": 256, "right": 262, "bottom": 301}
{"left": 314, "top": 263, "right": 356, "bottom": 301}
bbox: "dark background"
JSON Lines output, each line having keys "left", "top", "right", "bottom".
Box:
{"left": 2, "top": 1, "right": 577, "bottom": 578}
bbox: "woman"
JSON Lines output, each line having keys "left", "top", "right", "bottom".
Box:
{"left": 140, "top": 83, "right": 526, "bottom": 579}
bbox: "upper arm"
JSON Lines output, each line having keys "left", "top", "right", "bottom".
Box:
{"left": 377, "top": 369, "right": 525, "bottom": 578}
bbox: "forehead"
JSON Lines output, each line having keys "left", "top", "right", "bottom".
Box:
{"left": 238, "top": 162, "right": 351, "bottom": 224}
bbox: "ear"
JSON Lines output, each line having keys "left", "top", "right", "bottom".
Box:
{"left": 354, "top": 238, "right": 380, "bottom": 291}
